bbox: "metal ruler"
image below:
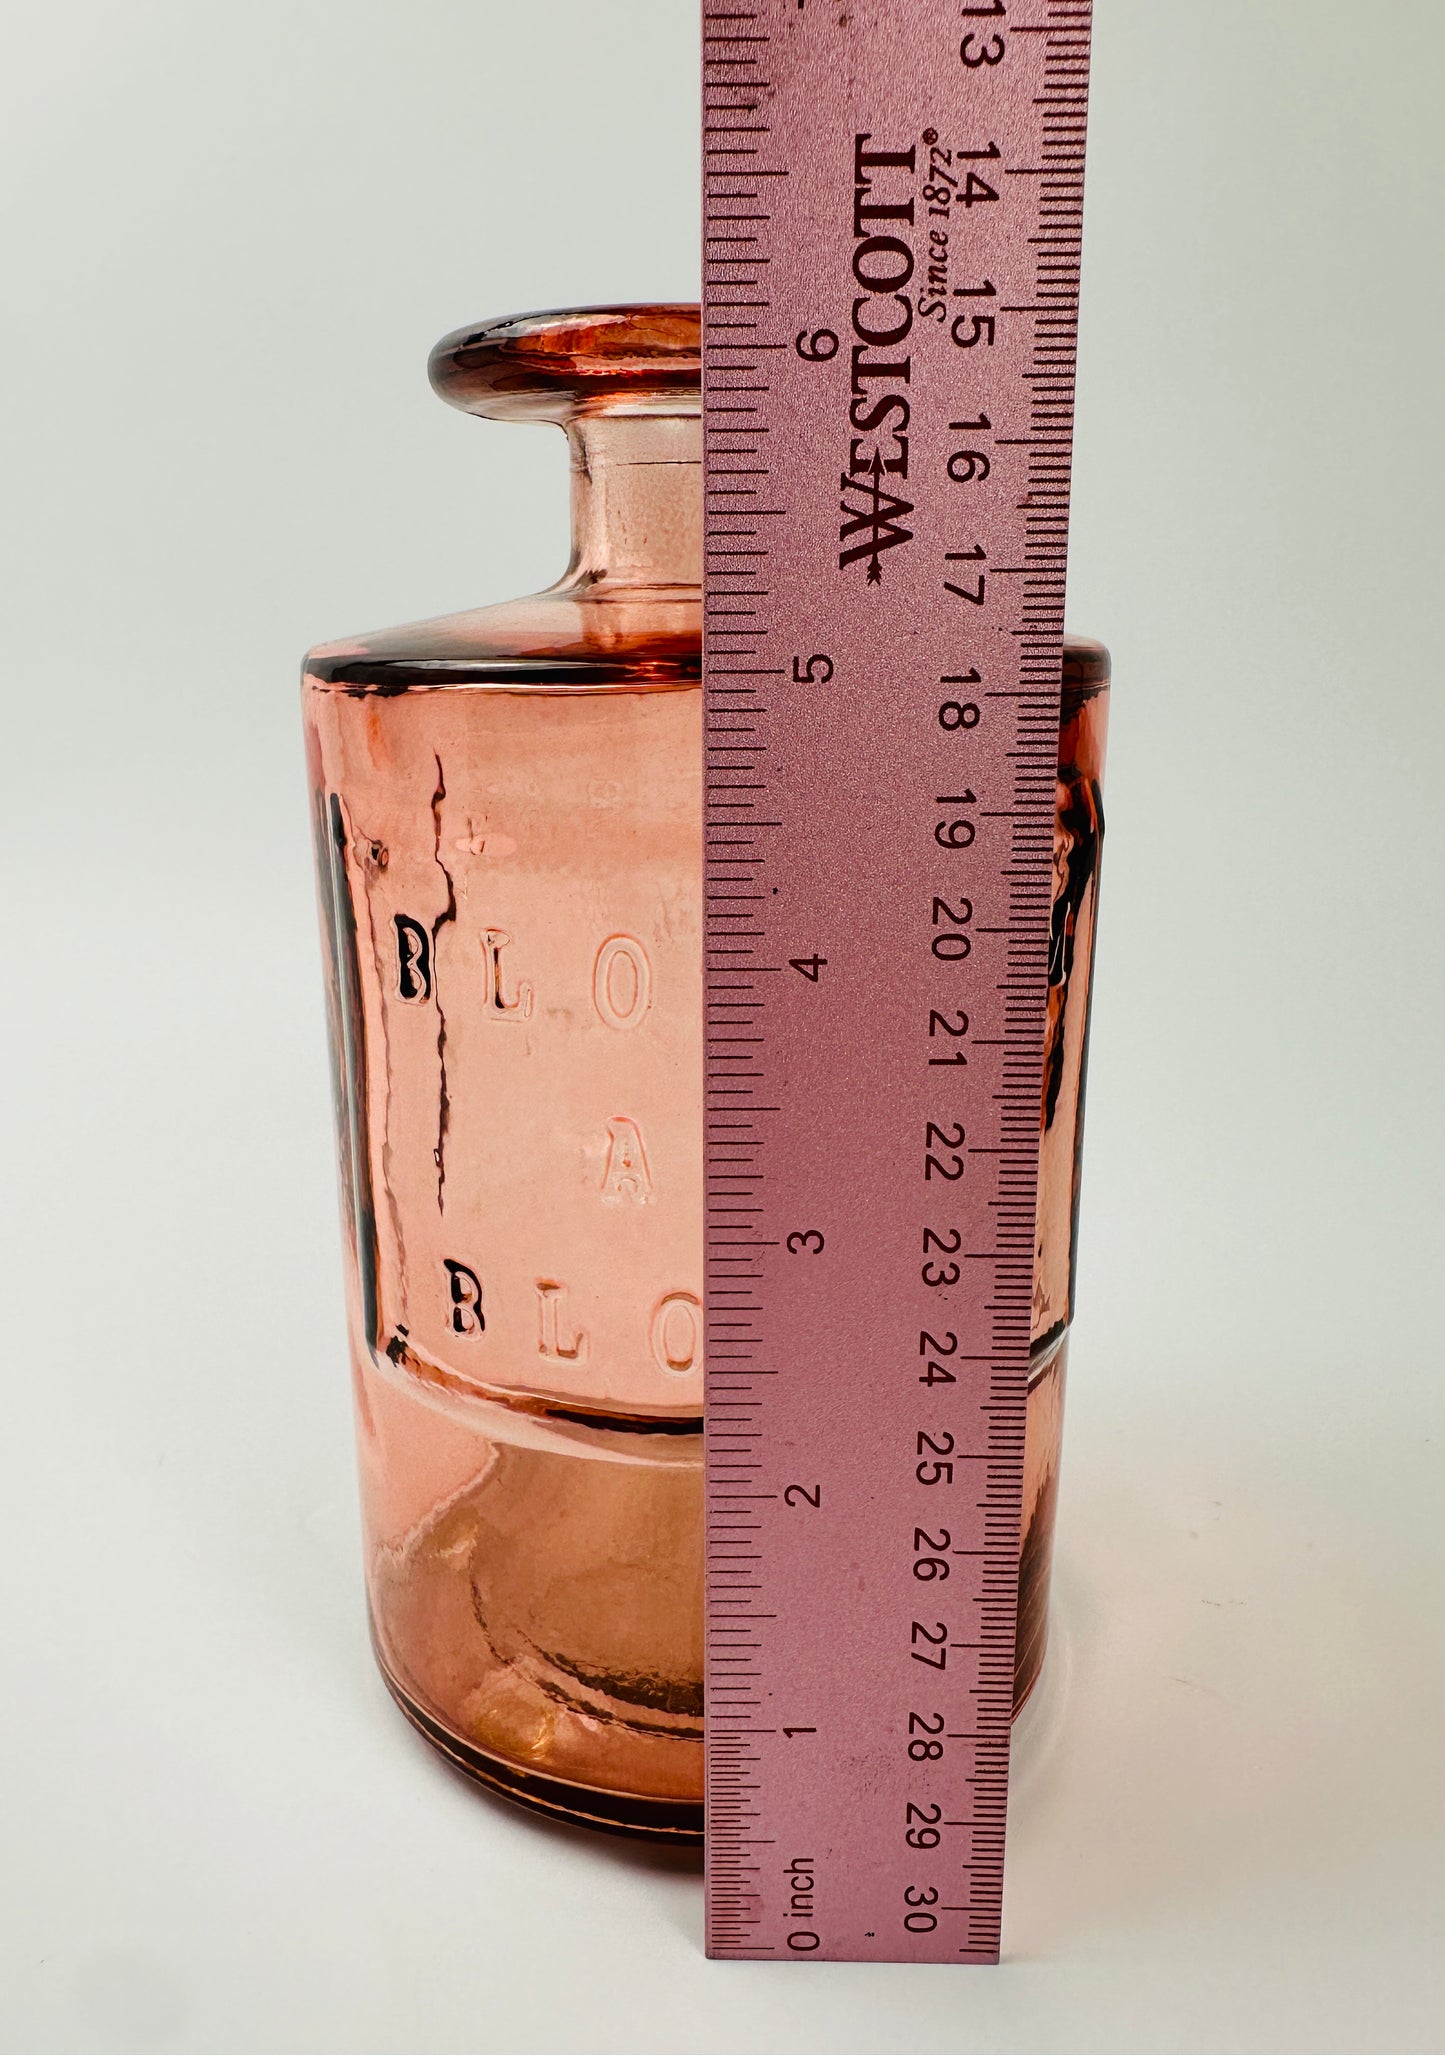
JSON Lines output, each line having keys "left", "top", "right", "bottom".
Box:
{"left": 702, "top": 0, "right": 1094, "bottom": 1965}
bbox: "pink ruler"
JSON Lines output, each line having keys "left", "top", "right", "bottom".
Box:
{"left": 701, "top": 0, "right": 1094, "bottom": 1964}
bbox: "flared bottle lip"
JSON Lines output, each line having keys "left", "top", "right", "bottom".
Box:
{"left": 429, "top": 304, "right": 702, "bottom": 423}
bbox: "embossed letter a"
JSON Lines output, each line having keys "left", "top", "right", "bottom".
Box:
{"left": 601, "top": 1117, "right": 653, "bottom": 1203}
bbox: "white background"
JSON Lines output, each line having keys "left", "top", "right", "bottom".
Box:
{"left": 2, "top": 1, "right": 1443, "bottom": 2049}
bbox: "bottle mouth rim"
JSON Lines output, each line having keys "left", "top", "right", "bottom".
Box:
{"left": 429, "top": 304, "right": 702, "bottom": 423}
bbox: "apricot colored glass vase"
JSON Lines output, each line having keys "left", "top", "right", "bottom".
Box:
{"left": 302, "top": 305, "right": 1109, "bottom": 1842}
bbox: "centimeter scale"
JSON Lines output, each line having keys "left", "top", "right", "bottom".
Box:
{"left": 701, "top": 0, "right": 1095, "bottom": 1963}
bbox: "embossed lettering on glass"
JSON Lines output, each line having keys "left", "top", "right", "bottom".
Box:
{"left": 302, "top": 305, "right": 1108, "bottom": 1842}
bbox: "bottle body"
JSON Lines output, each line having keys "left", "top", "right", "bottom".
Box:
{"left": 306, "top": 666, "right": 709, "bottom": 1834}
{"left": 303, "top": 307, "right": 1108, "bottom": 1841}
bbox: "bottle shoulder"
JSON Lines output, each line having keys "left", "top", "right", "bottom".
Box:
{"left": 303, "top": 594, "right": 1103, "bottom": 702}
{"left": 303, "top": 583, "right": 701, "bottom": 694}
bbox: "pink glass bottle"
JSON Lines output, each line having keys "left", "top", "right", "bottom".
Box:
{"left": 303, "top": 306, "right": 1108, "bottom": 1841}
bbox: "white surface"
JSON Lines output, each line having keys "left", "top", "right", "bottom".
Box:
{"left": 3, "top": 2, "right": 1443, "bottom": 2050}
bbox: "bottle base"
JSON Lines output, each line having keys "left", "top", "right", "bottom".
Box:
{"left": 376, "top": 1622, "right": 1052, "bottom": 1846}
{"left": 374, "top": 1634, "right": 706, "bottom": 1844}
{"left": 366, "top": 1336, "right": 1068, "bottom": 1844}
{"left": 374, "top": 1348, "right": 1060, "bottom": 1849}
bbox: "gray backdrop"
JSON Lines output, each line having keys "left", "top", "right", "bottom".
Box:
{"left": 2, "top": 2, "right": 1441, "bottom": 2050}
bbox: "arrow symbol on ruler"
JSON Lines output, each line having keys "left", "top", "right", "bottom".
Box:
{"left": 838, "top": 453, "right": 916, "bottom": 584}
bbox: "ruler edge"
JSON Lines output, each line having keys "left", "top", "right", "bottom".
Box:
{"left": 700, "top": 0, "right": 1096, "bottom": 1964}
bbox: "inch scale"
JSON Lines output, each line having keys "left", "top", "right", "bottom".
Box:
{"left": 701, "top": 0, "right": 1094, "bottom": 1964}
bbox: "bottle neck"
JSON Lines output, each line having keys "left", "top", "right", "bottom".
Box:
{"left": 562, "top": 412, "right": 702, "bottom": 593}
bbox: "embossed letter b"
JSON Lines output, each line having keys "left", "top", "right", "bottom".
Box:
{"left": 394, "top": 915, "right": 432, "bottom": 1001}
{"left": 443, "top": 1259, "right": 484, "bottom": 1335}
